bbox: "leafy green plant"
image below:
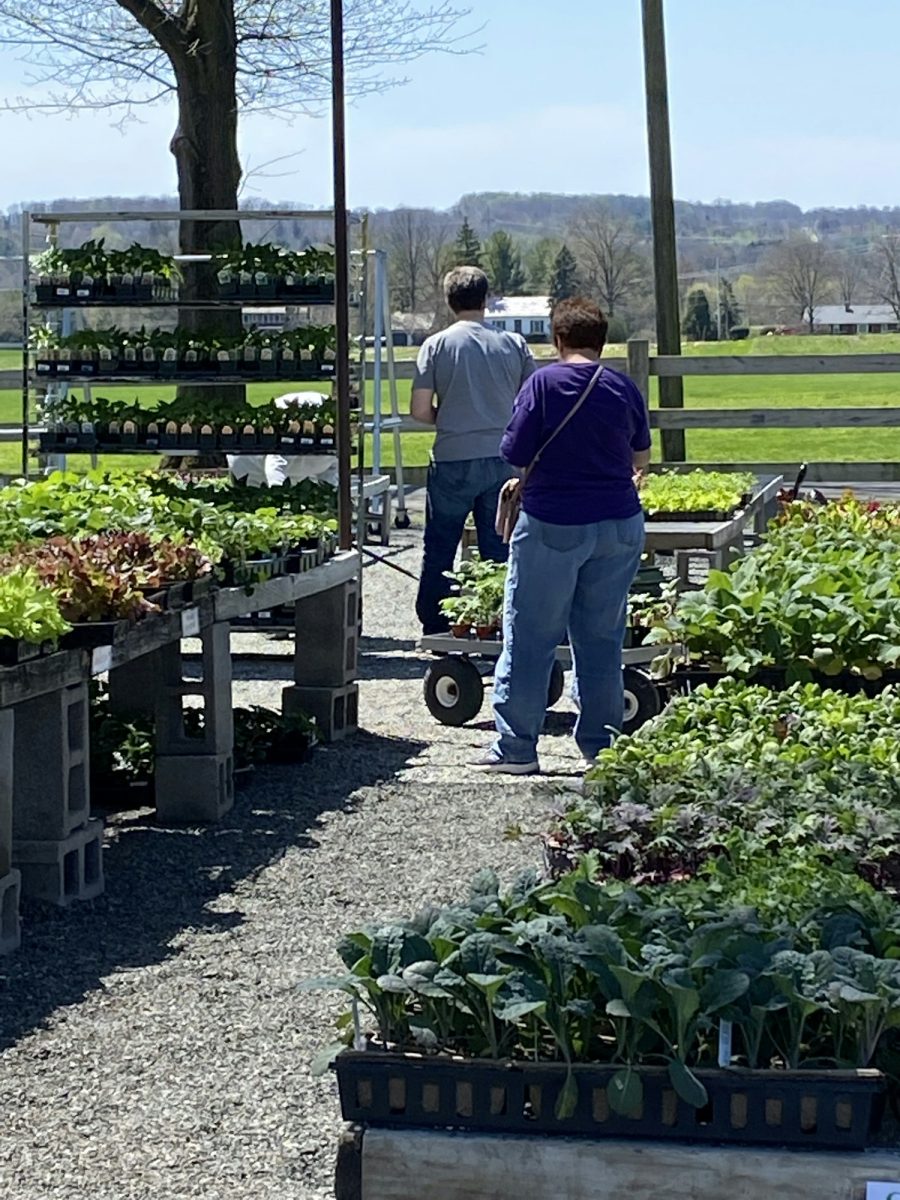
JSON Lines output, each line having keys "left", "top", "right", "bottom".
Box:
{"left": 309, "top": 859, "right": 900, "bottom": 1113}
{"left": 440, "top": 554, "right": 507, "bottom": 630}
{"left": 544, "top": 679, "right": 900, "bottom": 888}
{"left": 651, "top": 495, "right": 900, "bottom": 680}
{"left": 0, "top": 567, "right": 71, "bottom": 644}
{"left": 641, "top": 470, "right": 755, "bottom": 517}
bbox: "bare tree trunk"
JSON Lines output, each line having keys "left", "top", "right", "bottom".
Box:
{"left": 169, "top": 0, "right": 244, "bottom": 415}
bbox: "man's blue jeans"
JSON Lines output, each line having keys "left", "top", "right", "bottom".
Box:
{"left": 492, "top": 510, "right": 645, "bottom": 764}
{"left": 415, "top": 457, "right": 515, "bottom": 635}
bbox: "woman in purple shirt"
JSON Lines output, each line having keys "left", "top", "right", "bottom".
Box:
{"left": 474, "top": 298, "right": 651, "bottom": 774}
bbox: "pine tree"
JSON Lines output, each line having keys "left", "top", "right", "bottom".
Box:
{"left": 452, "top": 218, "right": 482, "bottom": 267}
{"left": 525, "top": 237, "right": 561, "bottom": 294}
{"left": 549, "top": 244, "right": 579, "bottom": 308}
{"left": 683, "top": 288, "right": 715, "bottom": 341}
{"left": 483, "top": 230, "right": 526, "bottom": 295}
{"left": 717, "top": 278, "right": 742, "bottom": 337}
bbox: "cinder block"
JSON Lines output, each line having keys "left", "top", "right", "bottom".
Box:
{"left": 293, "top": 579, "right": 360, "bottom": 687}
{"left": 107, "top": 651, "right": 163, "bottom": 719}
{"left": 13, "top": 684, "right": 89, "bottom": 841}
{"left": 14, "top": 818, "right": 104, "bottom": 907}
{"left": 283, "top": 683, "right": 358, "bottom": 743}
{"left": 155, "top": 623, "right": 234, "bottom": 757}
{"left": 155, "top": 753, "right": 234, "bottom": 824}
{"left": 0, "top": 869, "right": 21, "bottom": 955}
{"left": 0, "top": 710, "right": 14, "bottom": 878}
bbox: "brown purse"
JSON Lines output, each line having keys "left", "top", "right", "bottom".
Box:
{"left": 495, "top": 364, "right": 605, "bottom": 543}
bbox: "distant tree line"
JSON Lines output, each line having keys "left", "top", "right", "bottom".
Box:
{"left": 2, "top": 191, "right": 900, "bottom": 340}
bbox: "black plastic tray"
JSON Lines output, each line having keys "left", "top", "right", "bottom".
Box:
{"left": 670, "top": 663, "right": 900, "bottom": 697}
{"left": 335, "top": 1052, "right": 885, "bottom": 1150}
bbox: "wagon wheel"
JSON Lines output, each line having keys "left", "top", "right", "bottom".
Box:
{"left": 622, "top": 667, "right": 662, "bottom": 734}
{"left": 423, "top": 657, "right": 485, "bottom": 726}
{"left": 547, "top": 660, "right": 565, "bottom": 708}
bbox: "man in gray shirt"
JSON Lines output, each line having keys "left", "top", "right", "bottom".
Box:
{"left": 411, "top": 266, "right": 535, "bottom": 634}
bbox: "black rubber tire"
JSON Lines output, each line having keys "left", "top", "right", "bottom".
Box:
{"left": 622, "top": 667, "right": 662, "bottom": 734}
{"left": 395, "top": 513, "right": 412, "bottom": 529}
{"left": 547, "top": 660, "right": 565, "bottom": 708}
{"left": 423, "top": 657, "right": 485, "bottom": 726}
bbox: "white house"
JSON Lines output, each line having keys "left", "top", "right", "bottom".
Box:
{"left": 484, "top": 295, "right": 552, "bottom": 342}
{"left": 809, "top": 303, "right": 900, "bottom": 334}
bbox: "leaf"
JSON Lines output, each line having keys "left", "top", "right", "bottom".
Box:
{"left": 667, "top": 1059, "right": 709, "bottom": 1109}
{"left": 493, "top": 973, "right": 548, "bottom": 1022}
{"left": 700, "top": 970, "right": 750, "bottom": 1013}
{"left": 554, "top": 1071, "right": 579, "bottom": 1120}
{"left": 606, "top": 998, "right": 632, "bottom": 1019}
{"left": 310, "top": 1041, "right": 347, "bottom": 1077}
{"left": 607, "top": 1067, "right": 643, "bottom": 1116}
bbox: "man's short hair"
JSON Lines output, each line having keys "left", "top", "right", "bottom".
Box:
{"left": 551, "top": 297, "right": 609, "bottom": 353}
{"left": 444, "top": 266, "right": 489, "bottom": 313}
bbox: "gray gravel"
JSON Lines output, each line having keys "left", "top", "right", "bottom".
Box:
{"left": 0, "top": 490, "right": 583, "bottom": 1199}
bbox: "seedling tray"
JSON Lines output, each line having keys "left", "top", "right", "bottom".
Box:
{"left": 61, "top": 619, "right": 132, "bottom": 650}
{"left": 670, "top": 663, "right": 900, "bottom": 698}
{"left": 335, "top": 1052, "right": 885, "bottom": 1150}
{"left": 0, "top": 638, "right": 46, "bottom": 667}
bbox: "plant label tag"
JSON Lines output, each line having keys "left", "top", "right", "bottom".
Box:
{"left": 91, "top": 646, "right": 112, "bottom": 675}
{"left": 181, "top": 608, "right": 201, "bottom": 638}
{"left": 867, "top": 1186, "right": 900, "bottom": 1200}
{"left": 717, "top": 1019, "right": 733, "bottom": 1067}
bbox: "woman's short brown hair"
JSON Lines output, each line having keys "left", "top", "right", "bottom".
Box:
{"left": 551, "top": 297, "right": 609, "bottom": 352}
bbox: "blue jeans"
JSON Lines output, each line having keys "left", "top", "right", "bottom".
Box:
{"left": 416, "top": 457, "right": 516, "bottom": 635}
{"left": 492, "top": 510, "right": 645, "bottom": 764}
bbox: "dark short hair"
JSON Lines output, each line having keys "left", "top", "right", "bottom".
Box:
{"left": 551, "top": 297, "right": 609, "bottom": 352}
{"left": 444, "top": 266, "right": 489, "bottom": 313}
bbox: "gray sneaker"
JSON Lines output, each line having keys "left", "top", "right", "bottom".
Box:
{"left": 471, "top": 750, "right": 539, "bottom": 776}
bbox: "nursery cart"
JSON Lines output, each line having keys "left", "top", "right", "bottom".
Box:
{"left": 418, "top": 634, "right": 666, "bottom": 730}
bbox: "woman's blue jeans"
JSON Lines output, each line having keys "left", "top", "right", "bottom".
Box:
{"left": 492, "top": 510, "right": 645, "bottom": 764}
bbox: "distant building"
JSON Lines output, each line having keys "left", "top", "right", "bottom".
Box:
{"left": 809, "top": 304, "right": 900, "bottom": 334}
{"left": 390, "top": 312, "right": 434, "bottom": 347}
{"left": 242, "top": 306, "right": 288, "bottom": 332}
{"left": 484, "top": 295, "right": 552, "bottom": 342}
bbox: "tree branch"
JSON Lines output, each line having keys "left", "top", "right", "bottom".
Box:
{"left": 114, "top": 0, "right": 185, "bottom": 59}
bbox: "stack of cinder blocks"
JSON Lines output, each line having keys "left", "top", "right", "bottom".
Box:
{"left": 284, "top": 575, "right": 360, "bottom": 741}
{"left": 12, "top": 682, "right": 104, "bottom": 907}
{"left": 0, "top": 710, "right": 21, "bottom": 952}
{"left": 154, "top": 622, "right": 235, "bottom": 824}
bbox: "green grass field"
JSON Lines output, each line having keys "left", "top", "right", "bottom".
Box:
{"left": 368, "top": 335, "right": 900, "bottom": 468}
{"left": 6, "top": 335, "right": 900, "bottom": 474}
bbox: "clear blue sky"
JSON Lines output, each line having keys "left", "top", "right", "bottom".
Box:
{"left": 0, "top": 0, "right": 897, "bottom": 211}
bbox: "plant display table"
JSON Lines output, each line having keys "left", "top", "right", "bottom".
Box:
{"left": 0, "top": 550, "right": 359, "bottom": 951}
{"left": 642, "top": 472, "right": 783, "bottom": 569}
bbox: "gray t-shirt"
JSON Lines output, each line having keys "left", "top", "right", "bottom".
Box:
{"left": 413, "top": 320, "right": 535, "bottom": 462}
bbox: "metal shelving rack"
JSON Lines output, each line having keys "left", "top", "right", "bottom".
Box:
{"left": 21, "top": 206, "right": 363, "bottom": 538}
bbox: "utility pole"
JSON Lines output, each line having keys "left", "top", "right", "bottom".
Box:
{"left": 641, "top": 0, "right": 685, "bottom": 462}
{"left": 331, "top": 0, "right": 353, "bottom": 549}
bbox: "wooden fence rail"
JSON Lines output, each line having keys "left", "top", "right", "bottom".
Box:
{"left": 6, "top": 343, "right": 900, "bottom": 482}
{"left": 370, "top": 339, "right": 900, "bottom": 482}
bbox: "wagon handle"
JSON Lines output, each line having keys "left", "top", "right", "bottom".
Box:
{"left": 792, "top": 462, "right": 808, "bottom": 500}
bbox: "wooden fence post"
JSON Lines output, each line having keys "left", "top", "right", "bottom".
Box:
{"left": 626, "top": 338, "right": 650, "bottom": 411}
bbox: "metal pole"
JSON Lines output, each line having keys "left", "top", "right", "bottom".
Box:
{"left": 330, "top": 0, "right": 353, "bottom": 549}
{"left": 372, "top": 251, "right": 384, "bottom": 478}
{"left": 20, "top": 212, "right": 29, "bottom": 478}
{"left": 641, "top": 0, "right": 685, "bottom": 462}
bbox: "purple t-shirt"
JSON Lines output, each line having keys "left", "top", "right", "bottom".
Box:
{"left": 500, "top": 362, "right": 651, "bottom": 525}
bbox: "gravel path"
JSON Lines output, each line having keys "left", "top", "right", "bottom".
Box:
{"left": 0, "top": 493, "right": 582, "bottom": 1200}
